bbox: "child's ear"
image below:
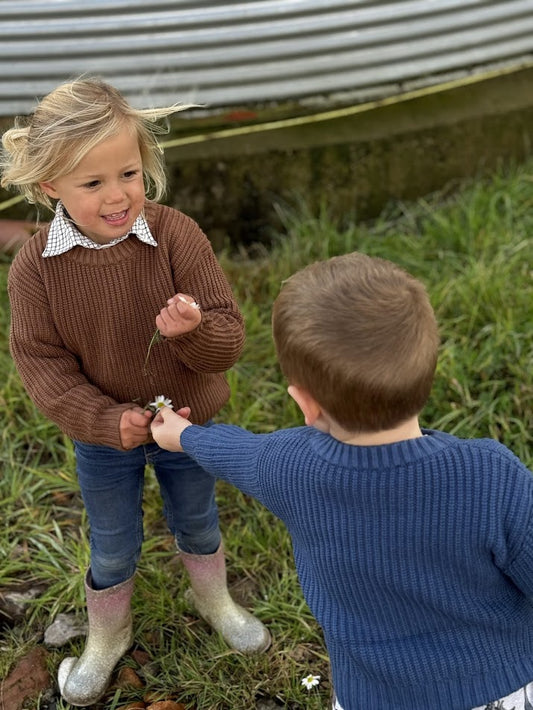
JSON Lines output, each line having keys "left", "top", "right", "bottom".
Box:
{"left": 39, "top": 181, "right": 59, "bottom": 198}
{"left": 288, "top": 385, "right": 322, "bottom": 427}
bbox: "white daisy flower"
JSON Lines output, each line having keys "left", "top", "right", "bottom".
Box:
{"left": 148, "top": 395, "right": 173, "bottom": 412}
{"left": 301, "top": 674, "right": 320, "bottom": 690}
{"left": 178, "top": 295, "right": 200, "bottom": 309}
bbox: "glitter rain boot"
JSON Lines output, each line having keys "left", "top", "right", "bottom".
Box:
{"left": 179, "top": 542, "right": 271, "bottom": 654}
{"left": 57, "top": 570, "right": 134, "bottom": 707}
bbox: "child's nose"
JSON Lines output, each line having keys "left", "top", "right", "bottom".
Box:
{"left": 105, "top": 183, "right": 126, "bottom": 203}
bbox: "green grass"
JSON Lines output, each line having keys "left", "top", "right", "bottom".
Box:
{"left": 1, "top": 159, "right": 532, "bottom": 709}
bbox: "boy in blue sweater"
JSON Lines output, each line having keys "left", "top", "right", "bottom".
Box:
{"left": 151, "top": 251, "right": 533, "bottom": 710}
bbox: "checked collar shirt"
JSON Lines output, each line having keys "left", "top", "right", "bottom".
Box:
{"left": 42, "top": 200, "right": 157, "bottom": 257}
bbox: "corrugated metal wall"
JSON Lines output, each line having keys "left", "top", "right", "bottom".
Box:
{"left": 1, "top": 0, "right": 533, "bottom": 116}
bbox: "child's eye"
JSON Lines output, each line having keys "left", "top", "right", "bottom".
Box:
{"left": 84, "top": 180, "right": 100, "bottom": 189}
{"left": 123, "top": 170, "right": 139, "bottom": 179}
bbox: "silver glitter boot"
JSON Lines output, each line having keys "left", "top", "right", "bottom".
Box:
{"left": 179, "top": 542, "right": 271, "bottom": 654}
{"left": 57, "top": 570, "right": 134, "bottom": 707}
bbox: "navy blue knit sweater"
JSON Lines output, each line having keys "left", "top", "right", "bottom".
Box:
{"left": 181, "top": 425, "right": 533, "bottom": 709}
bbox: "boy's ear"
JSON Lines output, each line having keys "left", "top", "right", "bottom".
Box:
{"left": 39, "top": 181, "right": 59, "bottom": 198}
{"left": 288, "top": 385, "right": 322, "bottom": 427}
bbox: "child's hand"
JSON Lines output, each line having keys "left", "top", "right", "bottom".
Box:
{"left": 156, "top": 293, "right": 201, "bottom": 338}
{"left": 151, "top": 405, "right": 192, "bottom": 452}
{"left": 120, "top": 407, "right": 153, "bottom": 449}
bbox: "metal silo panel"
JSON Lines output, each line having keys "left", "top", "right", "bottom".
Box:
{"left": 0, "top": 0, "right": 532, "bottom": 115}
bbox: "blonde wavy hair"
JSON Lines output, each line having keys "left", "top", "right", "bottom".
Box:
{"left": 0, "top": 77, "right": 193, "bottom": 211}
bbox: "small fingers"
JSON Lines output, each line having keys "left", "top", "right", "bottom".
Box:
{"left": 177, "top": 295, "right": 200, "bottom": 309}
{"left": 175, "top": 406, "right": 192, "bottom": 419}
{"left": 130, "top": 408, "right": 152, "bottom": 425}
{"left": 157, "top": 299, "right": 201, "bottom": 338}
{"left": 167, "top": 293, "right": 200, "bottom": 309}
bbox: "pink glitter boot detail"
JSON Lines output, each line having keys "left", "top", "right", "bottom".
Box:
{"left": 57, "top": 570, "right": 134, "bottom": 706}
{"left": 179, "top": 543, "right": 271, "bottom": 654}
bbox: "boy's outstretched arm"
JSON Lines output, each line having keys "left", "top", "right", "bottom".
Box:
{"left": 151, "top": 406, "right": 192, "bottom": 452}
{"left": 153, "top": 413, "right": 269, "bottom": 506}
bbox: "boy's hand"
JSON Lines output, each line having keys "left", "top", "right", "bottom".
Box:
{"left": 151, "top": 405, "right": 192, "bottom": 452}
{"left": 156, "top": 293, "right": 201, "bottom": 338}
{"left": 120, "top": 407, "right": 153, "bottom": 449}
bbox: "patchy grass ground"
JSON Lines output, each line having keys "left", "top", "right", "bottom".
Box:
{"left": 0, "top": 158, "right": 532, "bottom": 709}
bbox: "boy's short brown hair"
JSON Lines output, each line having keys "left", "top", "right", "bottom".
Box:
{"left": 272, "top": 252, "right": 440, "bottom": 433}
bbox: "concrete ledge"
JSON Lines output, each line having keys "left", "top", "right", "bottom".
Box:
{"left": 162, "top": 63, "right": 533, "bottom": 248}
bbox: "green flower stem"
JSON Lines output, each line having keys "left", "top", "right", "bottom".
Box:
{"left": 143, "top": 328, "right": 161, "bottom": 376}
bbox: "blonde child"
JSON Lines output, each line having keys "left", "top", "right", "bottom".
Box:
{"left": 152, "top": 251, "right": 533, "bottom": 710}
{"left": 1, "top": 77, "right": 270, "bottom": 707}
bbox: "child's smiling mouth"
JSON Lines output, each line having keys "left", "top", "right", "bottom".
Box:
{"left": 103, "top": 209, "right": 129, "bottom": 225}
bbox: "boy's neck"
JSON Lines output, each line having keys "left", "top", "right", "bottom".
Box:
{"left": 329, "top": 416, "right": 423, "bottom": 446}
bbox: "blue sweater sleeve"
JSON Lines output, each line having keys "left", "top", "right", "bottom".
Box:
{"left": 504, "top": 486, "right": 533, "bottom": 599}
{"left": 488, "top": 445, "right": 533, "bottom": 600}
{"left": 181, "top": 423, "right": 268, "bottom": 500}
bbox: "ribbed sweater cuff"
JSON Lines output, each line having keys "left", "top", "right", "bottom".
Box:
{"left": 81, "top": 404, "right": 134, "bottom": 450}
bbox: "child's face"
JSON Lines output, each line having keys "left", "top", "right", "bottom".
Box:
{"left": 40, "top": 125, "right": 146, "bottom": 245}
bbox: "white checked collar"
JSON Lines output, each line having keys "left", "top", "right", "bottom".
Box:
{"left": 42, "top": 201, "right": 157, "bottom": 257}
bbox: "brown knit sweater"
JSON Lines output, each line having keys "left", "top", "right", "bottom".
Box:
{"left": 8, "top": 201, "right": 245, "bottom": 450}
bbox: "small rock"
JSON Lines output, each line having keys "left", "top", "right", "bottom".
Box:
{"left": 2, "top": 646, "right": 50, "bottom": 710}
{"left": 1, "top": 587, "right": 42, "bottom": 622}
{"left": 44, "top": 612, "right": 87, "bottom": 647}
{"left": 117, "top": 666, "right": 145, "bottom": 689}
{"left": 131, "top": 648, "right": 151, "bottom": 666}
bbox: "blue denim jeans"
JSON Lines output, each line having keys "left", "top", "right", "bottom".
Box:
{"left": 73, "top": 440, "right": 221, "bottom": 589}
